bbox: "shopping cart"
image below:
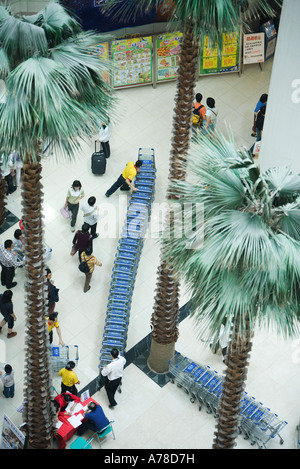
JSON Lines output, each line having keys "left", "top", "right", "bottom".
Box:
{"left": 169, "top": 351, "right": 288, "bottom": 449}
{"left": 48, "top": 345, "right": 79, "bottom": 372}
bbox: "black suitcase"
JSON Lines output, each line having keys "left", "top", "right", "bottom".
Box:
{"left": 91, "top": 141, "right": 106, "bottom": 175}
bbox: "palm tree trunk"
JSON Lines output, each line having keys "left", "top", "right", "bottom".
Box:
{"left": 147, "top": 25, "right": 199, "bottom": 373}
{"left": 22, "top": 153, "right": 54, "bottom": 449}
{"left": 213, "top": 316, "right": 253, "bottom": 449}
{"left": 0, "top": 172, "right": 7, "bottom": 228}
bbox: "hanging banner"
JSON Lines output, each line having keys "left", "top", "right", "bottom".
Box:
{"left": 243, "top": 32, "right": 265, "bottom": 64}
{"left": 156, "top": 32, "right": 183, "bottom": 82}
{"left": 200, "top": 32, "right": 240, "bottom": 75}
{"left": 112, "top": 37, "right": 153, "bottom": 88}
{"left": 0, "top": 414, "right": 26, "bottom": 449}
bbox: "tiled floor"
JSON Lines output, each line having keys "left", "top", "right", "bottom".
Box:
{"left": 0, "top": 58, "right": 299, "bottom": 450}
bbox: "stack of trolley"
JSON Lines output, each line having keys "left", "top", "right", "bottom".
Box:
{"left": 169, "top": 351, "right": 288, "bottom": 449}
{"left": 99, "top": 148, "right": 156, "bottom": 370}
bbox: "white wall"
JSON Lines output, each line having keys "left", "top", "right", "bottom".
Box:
{"left": 260, "top": 0, "right": 300, "bottom": 173}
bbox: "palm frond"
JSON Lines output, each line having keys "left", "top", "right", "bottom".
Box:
{"left": 0, "top": 5, "right": 10, "bottom": 23}
{"left": 272, "top": 202, "right": 300, "bottom": 240}
{"left": 263, "top": 166, "right": 300, "bottom": 204}
{"left": 0, "top": 47, "right": 9, "bottom": 77}
{"left": 0, "top": 15, "right": 48, "bottom": 65}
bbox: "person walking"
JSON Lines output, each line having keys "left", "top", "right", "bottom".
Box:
{"left": 45, "top": 268, "right": 59, "bottom": 315}
{"left": 80, "top": 196, "right": 99, "bottom": 239}
{"left": 80, "top": 246, "right": 102, "bottom": 293}
{"left": 72, "top": 223, "right": 93, "bottom": 262}
{"left": 101, "top": 348, "right": 126, "bottom": 408}
{"left": 251, "top": 93, "right": 268, "bottom": 137}
{"left": 12, "top": 229, "right": 24, "bottom": 261}
{"left": 0, "top": 364, "right": 15, "bottom": 398}
{"left": 97, "top": 121, "right": 111, "bottom": 159}
{"left": 65, "top": 180, "right": 85, "bottom": 232}
{"left": 0, "top": 240, "right": 24, "bottom": 288}
{"left": 58, "top": 361, "right": 80, "bottom": 395}
{"left": 202, "top": 97, "right": 218, "bottom": 135}
{"left": 191, "top": 93, "right": 206, "bottom": 131}
{"left": 0, "top": 290, "right": 17, "bottom": 338}
{"left": 250, "top": 105, "right": 266, "bottom": 156}
{"left": 105, "top": 160, "right": 143, "bottom": 197}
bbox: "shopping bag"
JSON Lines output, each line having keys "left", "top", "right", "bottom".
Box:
{"left": 60, "top": 206, "right": 71, "bottom": 219}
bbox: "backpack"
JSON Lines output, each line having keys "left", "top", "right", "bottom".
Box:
{"left": 49, "top": 284, "right": 59, "bottom": 303}
{"left": 79, "top": 261, "right": 90, "bottom": 273}
{"left": 191, "top": 104, "right": 204, "bottom": 126}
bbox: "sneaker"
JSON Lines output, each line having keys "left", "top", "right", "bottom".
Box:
{"left": 7, "top": 332, "right": 17, "bottom": 338}
{"left": 71, "top": 226, "right": 75, "bottom": 232}
{"left": 92, "top": 234, "right": 99, "bottom": 239}
{"left": 105, "top": 192, "right": 109, "bottom": 198}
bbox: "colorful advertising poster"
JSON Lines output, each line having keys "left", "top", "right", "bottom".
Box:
{"left": 90, "top": 42, "right": 109, "bottom": 83}
{"left": 0, "top": 414, "right": 25, "bottom": 449}
{"left": 200, "top": 32, "right": 240, "bottom": 75}
{"left": 243, "top": 33, "right": 265, "bottom": 64}
{"left": 112, "top": 37, "right": 153, "bottom": 88}
{"left": 156, "top": 32, "right": 183, "bottom": 82}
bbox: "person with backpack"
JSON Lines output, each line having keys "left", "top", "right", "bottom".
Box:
{"left": 45, "top": 267, "right": 59, "bottom": 315}
{"left": 191, "top": 93, "right": 206, "bottom": 139}
{"left": 80, "top": 246, "right": 102, "bottom": 293}
{"left": 191, "top": 93, "right": 206, "bottom": 127}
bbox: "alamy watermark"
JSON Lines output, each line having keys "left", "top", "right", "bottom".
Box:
{"left": 97, "top": 196, "right": 205, "bottom": 249}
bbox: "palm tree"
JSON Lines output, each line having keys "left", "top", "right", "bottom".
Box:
{"left": 102, "top": 0, "right": 281, "bottom": 373}
{"left": 0, "top": 2, "right": 114, "bottom": 448}
{"left": 162, "top": 131, "right": 300, "bottom": 448}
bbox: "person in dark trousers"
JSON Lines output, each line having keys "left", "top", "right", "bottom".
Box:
{"left": 72, "top": 223, "right": 93, "bottom": 262}
{"left": 250, "top": 106, "right": 266, "bottom": 155}
{"left": 58, "top": 361, "right": 80, "bottom": 395}
{"left": 105, "top": 160, "right": 142, "bottom": 197}
{"left": 45, "top": 268, "right": 59, "bottom": 315}
{"left": 251, "top": 93, "right": 268, "bottom": 136}
{"left": 101, "top": 348, "right": 126, "bottom": 408}
{"left": 77, "top": 402, "right": 109, "bottom": 436}
{"left": 0, "top": 290, "right": 17, "bottom": 338}
{"left": 81, "top": 196, "right": 99, "bottom": 239}
{"left": 97, "top": 122, "right": 111, "bottom": 159}
{"left": 0, "top": 240, "right": 23, "bottom": 288}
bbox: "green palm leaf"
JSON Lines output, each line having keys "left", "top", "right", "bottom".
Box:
{"left": 0, "top": 15, "right": 48, "bottom": 62}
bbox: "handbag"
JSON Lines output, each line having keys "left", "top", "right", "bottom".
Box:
{"left": 70, "top": 245, "right": 78, "bottom": 256}
{"left": 60, "top": 206, "right": 71, "bottom": 219}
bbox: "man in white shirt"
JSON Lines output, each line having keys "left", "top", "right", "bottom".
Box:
{"left": 80, "top": 196, "right": 99, "bottom": 239}
{"left": 101, "top": 348, "right": 126, "bottom": 408}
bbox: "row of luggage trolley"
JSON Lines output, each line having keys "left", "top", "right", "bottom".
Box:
{"left": 99, "top": 148, "right": 156, "bottom": 371}
{"left": 169, "top": 351, "right": 288, "bottom": 449}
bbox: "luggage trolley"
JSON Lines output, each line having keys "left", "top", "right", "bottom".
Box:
{"left": 48, "top": 345, "right": 79, "bottom": 372}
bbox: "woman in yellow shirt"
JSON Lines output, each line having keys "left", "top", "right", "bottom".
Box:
{"left": 58, "top": 361, "right": 80, "bottom": 395}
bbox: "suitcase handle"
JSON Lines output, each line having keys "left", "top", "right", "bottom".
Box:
{"left": 95, "top": 140, "right": 101, "bottom": 152}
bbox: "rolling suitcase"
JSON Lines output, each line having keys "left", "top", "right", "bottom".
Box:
{"left": 91, "top": 140, "right": 106, "bottom": 175}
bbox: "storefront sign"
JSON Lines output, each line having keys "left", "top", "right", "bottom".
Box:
{"left": 200, "top": 32, "right": 240, "bottom": 75}
{"left": 156, "top": 32, "right": 183, "bottom": 82}
{"left": 112, "top": 37, "right": 153, "bottom": 88}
